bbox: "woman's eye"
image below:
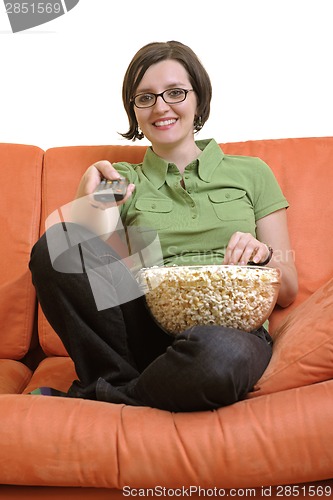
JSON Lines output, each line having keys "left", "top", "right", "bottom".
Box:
{"left": 167, "top": 89, "right": 184, "bottom": 99}
{"left": 138, "top": 94, "right": 153, "bottom": 103}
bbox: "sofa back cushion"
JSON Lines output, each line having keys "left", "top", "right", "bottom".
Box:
{"left": 39, "top": 145, "right": 147, "bottom": 356}
{"left": 39, "top": 138, "right": 333, "bottom": 356}
{"left": 223, "top": 137, "right": 333, "bottom": 332}
{"left": 247, "top": 274, "right": 333, "bottom": 398}
{"left": 0, "top": 144, "right": 43, "bottom": 359}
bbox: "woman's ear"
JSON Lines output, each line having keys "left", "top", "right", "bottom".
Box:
{"left": 194, "top": 115, "right": 203, "bottom": 131}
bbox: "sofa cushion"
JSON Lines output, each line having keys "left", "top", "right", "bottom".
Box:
{"left": 0, "top": 360, "right": 32, "bottom": 394}
{"left": 1, "top": 380, "right": 333, "bottom": 488}
{"left": 39, "top": 138, "right": 333, "bottom": 354}
{"left": 23, "top": 357, "right": 77, "bottom": 394}
{"left": 0, "top": 144, "right": 43, "bottom": 359}
{"left": 222, "top": 137, "right": 333, "bottom": 332}
{"left": 39, "top": 145, "right": 147, "bottom": 356}
{"left": 248, "top": 275, "right": 333, "bottom": 398}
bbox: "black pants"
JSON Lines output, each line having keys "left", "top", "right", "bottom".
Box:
{"left": 29, "top": 223, "right": 273, "bottom": 412}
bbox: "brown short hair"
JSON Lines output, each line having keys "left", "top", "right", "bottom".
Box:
{"left": 120, "top": 41, "right": 212, "bottom": 141}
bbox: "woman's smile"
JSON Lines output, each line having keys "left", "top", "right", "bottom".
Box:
{"left": 134, "top": 59, "right": 198, "bottom": 156}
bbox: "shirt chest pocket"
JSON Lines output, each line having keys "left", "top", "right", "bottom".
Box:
{"left": 208, "top": 189, "right": 251, "bottom": 221}
{"left": 134, "top": 198, "right": 173, "bottom": 230}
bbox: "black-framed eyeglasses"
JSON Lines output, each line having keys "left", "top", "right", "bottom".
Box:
{"left": 131, "top": 88, "right": 194, "bottom": 109}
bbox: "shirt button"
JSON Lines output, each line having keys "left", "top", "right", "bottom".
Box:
{"left": 192, "top": 214, "right": 197, "bottom": 219}
{"left": 151, "top": 203, "right": 156, "bottom": 209}
{"left": 225, "top": 193, "right": 231, "bottom": 199}
{"left": 187, "top": 189, "right": 192, "bottom": 194}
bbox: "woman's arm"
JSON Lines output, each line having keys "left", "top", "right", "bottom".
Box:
{"left": 256, "top": 209, "right": 298, "bottom": 307}
{"left": 223, "top": 209, "right": 298, "bottom": 308}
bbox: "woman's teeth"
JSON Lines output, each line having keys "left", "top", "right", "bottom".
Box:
{"left": 154, "top": 119, "right": 177, "bottom": 127}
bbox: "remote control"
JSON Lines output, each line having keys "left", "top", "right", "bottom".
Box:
{"left": 93, "top": 177, "right": 129, "bottom": 203}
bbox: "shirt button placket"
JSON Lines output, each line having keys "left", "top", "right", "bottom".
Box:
{"left": 190, "top": 200, "right": 197, "bottom": 219}
{"left": 183, "top": 170, "right": 197, "bottom": 219}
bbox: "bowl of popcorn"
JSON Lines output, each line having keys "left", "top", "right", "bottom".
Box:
{"left": 137, "top": 265, "right": 281, "bottom": 335}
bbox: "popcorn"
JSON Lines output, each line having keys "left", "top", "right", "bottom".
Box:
{"left": 137, "top": 265, "right": 281, "bottom": 335}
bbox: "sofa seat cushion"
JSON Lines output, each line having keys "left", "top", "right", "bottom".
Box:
{"left": 0, "top": 360, "right": 32, "bottom": 394}
{"left": 23, "top": 357, "right": 77, "bottom": 394}
{"left": 1, "top": 380, "right": 333, "bottom": 488}
{"left": 248, "top": 275, "right": 333, "bottom": 398}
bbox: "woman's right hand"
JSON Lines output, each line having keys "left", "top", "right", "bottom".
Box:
{"left": 75, "top": 160, "right": 135, "bottom": 207}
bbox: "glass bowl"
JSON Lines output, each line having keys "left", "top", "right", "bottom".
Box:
{"left": 137, "top": 265, "right": 281, "bottom": 335}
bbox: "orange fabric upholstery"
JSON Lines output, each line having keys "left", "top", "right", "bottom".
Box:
{"left": 1, "top": 381, "right": 333, "bottom": 489}
{"left": 248, "top": 275, "right": 333, "bottom": 397}
{"left": 38, "top": 145, "right": 147, "bottom": 356}
{"left": 0, "top": 360, "right": 32, "bottom": 394}
{"left": 222, "top": 137, "right": 333, "bottom": 331}
{"left": 38, "top": 138, "right": 333, "bottom": 355}
{"left": 0, "top": 144, "right": 43, "bottom": 359}
{"left": 0, "top": 138, "right": 332, "bottom": 495}
{"left": 23, "top": 356, "right": 77, "bottom": 394}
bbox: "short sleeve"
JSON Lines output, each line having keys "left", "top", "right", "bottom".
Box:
{"left": 253, "top": 159, "right": 289, "bottom": 220}
{"left": 112, "top": 162, "right": 138, "bottom": 184}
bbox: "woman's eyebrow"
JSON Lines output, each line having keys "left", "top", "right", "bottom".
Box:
{"left": 135, "top": 83, "right": 188, "bottom": 93}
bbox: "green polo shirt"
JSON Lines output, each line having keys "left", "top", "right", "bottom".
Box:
{"left": 114, "top": 139, "right": 288, "bottom": 267}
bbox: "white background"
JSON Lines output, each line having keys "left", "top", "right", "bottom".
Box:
{"left": 0, "top": 0, "right": 332, "bottom": 150}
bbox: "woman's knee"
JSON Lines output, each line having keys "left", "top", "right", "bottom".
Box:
{"left": 133, "top": 325, "right": 269, "bottom": 411}
{"left": 177, "top": 325, "right": 271, "bottom": 405}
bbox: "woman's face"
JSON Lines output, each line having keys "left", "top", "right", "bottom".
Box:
{"left": 133, "top": 59, "right": 198, "bottom": 151}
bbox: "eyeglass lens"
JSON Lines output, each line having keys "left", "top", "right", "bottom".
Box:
{"left": 134, "top": 88, "right": 188, "bottom": 108}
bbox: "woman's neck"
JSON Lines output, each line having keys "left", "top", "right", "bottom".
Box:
{"left": 152, "top": 141, "right": 202, "bottom": 174}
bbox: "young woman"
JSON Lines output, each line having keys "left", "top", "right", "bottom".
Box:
{"left": 30, "top": 41, "right": 298, "bottom": 412}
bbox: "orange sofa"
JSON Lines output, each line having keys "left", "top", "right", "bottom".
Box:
{"left": 0, "top": 137, "right": 333, "bottom": 499}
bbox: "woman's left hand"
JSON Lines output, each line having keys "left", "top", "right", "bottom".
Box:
{"left": 223, "top": 232, "right": 270, "bottom": 266}
{"left": 224, "top": 211, "right": 298, "bottom": 308}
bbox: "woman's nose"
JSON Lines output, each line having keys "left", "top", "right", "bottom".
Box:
{"left": 153, "top": 95, "right": 171, "bottom": 112}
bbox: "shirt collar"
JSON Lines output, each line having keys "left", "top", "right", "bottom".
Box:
{"left": 197, "top": 139, "right": 225, "bottom": 182}
{"left": 141, "top": 138, "right": 225, "bottom": 188}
